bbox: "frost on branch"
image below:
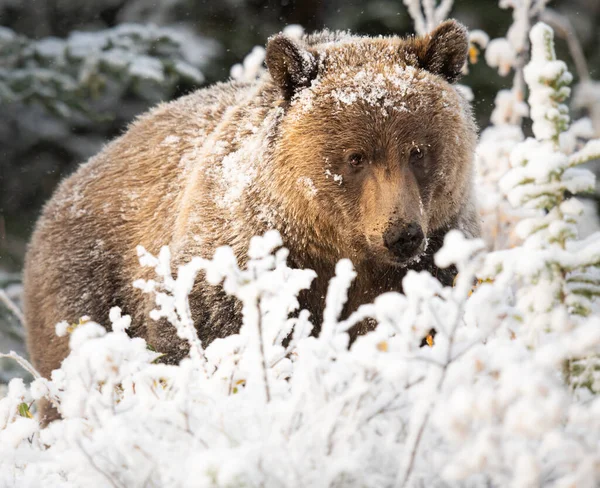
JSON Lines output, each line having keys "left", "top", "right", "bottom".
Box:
{"left": 402, "top": 0, "right": 455, "bottom": 36}
{"left": 475, "top": 4, "right": 600, "bottom": 252}
{"left": 134, "top": 230, "right": 317, "bottom": 396}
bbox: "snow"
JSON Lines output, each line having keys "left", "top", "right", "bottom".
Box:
{"left": 490, "top": 89, "right": 528, "bottom": 126}
{"left": 4, "top": 211, "right": 598, "bottom": 486}
{"left": 173, "top": 60, "right": 205, "bottom": 83}
{"left": 161, "top": 134, "right": 181, "bottom": 146}
{"left": 282, "top": 24, "right": 305, "bottom": 40}
{"left": 573, "top": 81, "right": 600, "bottom": 135}
{"left": 455, "top": 83, "right": 473, "bottom": 102}
{"left": 230, "top": 46, "right": 266, "bottom": 82}
{"left": 325, "top": 169, "right": 343, "bottom": 185}
{"left": 469, "top": 29, "right": 489, "bottom": 48}
{"left": 0, "top": 22, "right": 219, "bottom": 123}
{"left": 569, "top": 139, "right": 600, "bottom": 167}
{"left": 297, "top": 176, "right": 318, "bottom": 198}
{"left": 302, "top": 62, "right": 446, "bottom": 120}
{"left": 485, "top": 38, "right": 516, "bottom": 76}
{"left": 524, "top": 23, "right": 572, "bottom": 143}
{"left": 34, "top": 37, "right": 65, "bottom": 59}
{"left": 129, "top": 55, "right": 165, "bottom": 83}
{"left": 0, "top": 26, "right": 16, "bottom": 42}
{"left": 434, "top": 229, "right": 485, "bottom": 269}
{"left": 230, "top": 25, "right": 304, "bottom": 82}
{"left": 402, "top": 0, "right": 454, "bottom": 35}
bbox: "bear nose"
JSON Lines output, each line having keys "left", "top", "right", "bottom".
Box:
{"left": 384, "top": 222, "right": 424, "bottom": 259}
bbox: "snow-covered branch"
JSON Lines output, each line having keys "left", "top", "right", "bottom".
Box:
{"left": 402, "top": 0, "right": 454, "bottom": 35}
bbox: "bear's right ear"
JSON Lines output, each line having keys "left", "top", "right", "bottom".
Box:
{"left": 266, "top": 34, "right": 318, "bottom": 100}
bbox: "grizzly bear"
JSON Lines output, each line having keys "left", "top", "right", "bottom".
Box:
{"left": 23, "top": 20, "right": 479, "bottom": 395}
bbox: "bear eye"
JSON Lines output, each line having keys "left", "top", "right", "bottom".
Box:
{"left": 409, "top": 147, "right": 425, "bottom": 165}
{"left": 347, "top": 152, "right": 365, "bottom": 168}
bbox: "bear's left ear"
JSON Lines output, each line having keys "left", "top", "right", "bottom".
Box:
{"left": 412, "top": 20, "right": 469, "bottom": 84}
{"left": 266, "top": 34, "right": 318, "bottom": 100}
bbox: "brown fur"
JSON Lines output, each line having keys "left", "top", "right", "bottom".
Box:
{"left": 23, "top": 21, "right": 479, "bottom": 421}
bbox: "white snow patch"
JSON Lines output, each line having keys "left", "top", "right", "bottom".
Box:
{"left": 297, "top": 176, "right": 318, "bottom": 198}
{"left": 161, "top": 135, "right": 181, "bottom": 146}
{"left": 325, "top": 169, "right": 343, "bottom": 185}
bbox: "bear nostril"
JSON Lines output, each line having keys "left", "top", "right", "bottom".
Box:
{"left": 384, "top": 222, "right": 424, "bottom": 259}
{"left": 405, "top": 222, "right": 422, "bottom": 240}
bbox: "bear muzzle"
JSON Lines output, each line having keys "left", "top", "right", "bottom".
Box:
{"left": 383, "top": 222, "right": 425, "bottom": 261}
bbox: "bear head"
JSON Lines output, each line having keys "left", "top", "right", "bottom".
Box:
{"left": 266, "top": 20, "right": 477, "bottom": 268}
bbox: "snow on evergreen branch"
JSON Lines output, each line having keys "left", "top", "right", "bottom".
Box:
{"left": 524, "top": 23, "right": 572, "bottom": 146}
{"left": 0, "top": 24, "right": 219, "bottom": 117}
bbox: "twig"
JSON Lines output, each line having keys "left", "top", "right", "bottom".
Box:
{"left": 336, "top": 303, "right": 376, "bottom": 333}
{"left": 405, "top": 0, "right": 454, "bottom": 34}
{"left": 0, "top": 289, "right": 25, "bottom": 327}
{"left": 450, "top": 320, "right": 503, "bottom": 363}
{"left": 0, "top": 351, "right": 40, "bottom": 379}
{"left": 404, "top": 0, "right": 427, "bottom": 35}
{"left": 257, "top": 300, "right": 271, "bottom": 403}
{"left": 397, "top": 251, "right": 492, "bottom": 486}
{"left": 407, "top": 355, "right": 445, "bottom": 367}
{"left": 435, "top": 0, "right": 454, "bottom": 24}
{"left": 423, "top": 0, "right": 436, "bottom": 32}
{"left": 397, "top": 358, "right": 449, "bottom": 487}
{"left": 0, "top": 351, "right": 62, "bottom": 411}
{"left": 365, "top": 377, "right": 425, "bottom": 423}
{"left": 76, "top": 439, "right": 124, "bottom": 488}
{"left": 326, "top": 398, "right": 353, "bottom": 455}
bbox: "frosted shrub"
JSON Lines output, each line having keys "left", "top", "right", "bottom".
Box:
{"left": 1, "top": 220, "right": 599, "bottom": 486}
